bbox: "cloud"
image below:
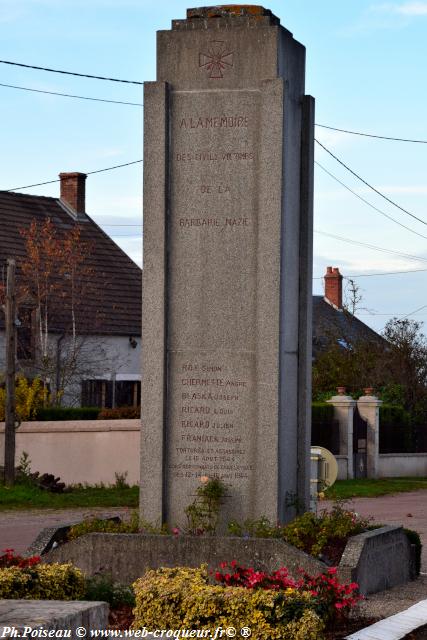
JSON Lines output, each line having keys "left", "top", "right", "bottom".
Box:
{"left": 371, "top": 1, "right": 427, "bottom": 16}
{"left": 395, "top": 2, "right": 427, "bottom": 14}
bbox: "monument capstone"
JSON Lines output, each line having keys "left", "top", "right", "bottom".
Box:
{"left": 141, "top": 5, "right": 314, "bottom": 527}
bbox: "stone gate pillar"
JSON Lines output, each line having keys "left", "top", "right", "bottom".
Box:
{"left": 327, "top": 390, "right": 356, "bottom": 479}
{"left": 357, "top": 391, "right": 382, "bottom": 479}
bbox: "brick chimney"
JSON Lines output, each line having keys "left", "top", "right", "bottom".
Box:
{"left": 59, "top": 172, "right": 87, "bottom": 214}
{"left": 324, "top": 266, "right": 343, "bottom": 309}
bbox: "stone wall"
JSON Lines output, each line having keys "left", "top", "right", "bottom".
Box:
{"left": 43, "top": 526, "right": 414, "bottom": 596}
{"left": 338, "top": 525, "right": 413, "bottom": 595}
{"left": 44, "top": 534, "right": 325, "bottom": 585}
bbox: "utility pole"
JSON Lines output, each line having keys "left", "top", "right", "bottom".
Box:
{"left": 4, "top": 258, "right": 16, "bottom": 486}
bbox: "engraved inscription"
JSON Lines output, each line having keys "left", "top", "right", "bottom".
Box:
{"left": 169, "top": 358, "right": 253, "bottom": 482}
{"left": 180, "top": 115, "right": 248, "bottom": 129}
{"left": 167, "top": 89, "right": 258, "bottom": 522}
{"left": 178, "top": 217, "right": 249, "bottom": 229}
{"left": 200, "top": 185, "right": 231, "bottom": 194}
{"left": 175, "top": 151, "right": 254, "bottom": 162}
{"left": 199, "top": 41, "right": 234, "bottom": 79}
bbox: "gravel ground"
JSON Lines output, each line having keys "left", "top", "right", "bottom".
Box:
{"left": 355, "top": 575, "right": 427, "bottom": 619}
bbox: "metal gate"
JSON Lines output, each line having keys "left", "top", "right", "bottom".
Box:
{"left": 353, "top": 407, "right": 368, "bottom": 478}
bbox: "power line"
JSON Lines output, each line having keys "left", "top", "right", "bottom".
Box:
{"left": 0, "top": 59, "right": 144, "bottom": 85}
{"left": 401, "top": 304, "right": 427, "bottom": 319}
{"left": 315, "top": 229, "right": 427, "bottom": 263}
{"left": 313, "top": 268, "right": 427, "bottom": 280}
{"left": 315, "top": 139, "right": 427, "bottom": 227}
{"left": 358, "top": 311, "right": 427, "bottom": 316}
{"left": 1, "top": 57, "right": 426, "bottom": 147}
{"left": 0, "top": 82, "right": 143, "bottom": 106}
{"left": 315, "top": 161, "right": 427, "bottom": 241}
{"left": 3, "top": 160, "right": 143, "bottom": 192}
{"left": 316, "top": 123, "right": 427, "bottom": 144}
{"left": 86, "top": 159, "right": 142, "bottom": 176}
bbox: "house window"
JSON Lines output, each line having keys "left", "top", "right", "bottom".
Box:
{"left": 17, "top": 307, "right": 36, "bottom": 361}
{"left": 81, "top": 380, "right": 113, "bottom": 408}
{"left": 81, "top": 379, "right": 140, "bottom": 408}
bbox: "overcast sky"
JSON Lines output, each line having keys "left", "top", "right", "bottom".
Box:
{"left": 1, "top": 0, "right": 427, "bottom": 333}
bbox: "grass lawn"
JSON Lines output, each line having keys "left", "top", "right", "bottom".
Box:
{"left": 325, "top": 477, "right": 427, "bottom": 500}
{"left": 0, "top": 483, "right": 139, "bottom": 510}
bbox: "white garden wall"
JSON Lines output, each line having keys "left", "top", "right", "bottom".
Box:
{"left": 379, "top": 453, "right": 427, "bottom": 478}
{"left": 0, "top": 419, "right": 139, "bottom": 486}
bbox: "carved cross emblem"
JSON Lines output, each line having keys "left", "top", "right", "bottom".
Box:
{"left": 199, "top": 41, "right": 234, "bottom": 79}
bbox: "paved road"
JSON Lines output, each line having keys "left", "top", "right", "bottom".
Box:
{"left": 1, "top": 491, "right": 427, "bottom": 569}
{"left": 0, "top": 507, "right": 130, "bottom": 555}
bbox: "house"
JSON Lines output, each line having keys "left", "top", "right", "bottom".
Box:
{"left": 312, "top": 266, "right": 384, "bottom": 359}
{"left": 0, "top": 173, "right": 142, "bottom": 408}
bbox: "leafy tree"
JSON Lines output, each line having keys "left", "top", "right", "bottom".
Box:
{"left": 379, "top": 318, "right": 427, "bottom": 421}
{"left": 1, "top": 218, "right": 113, "bottom": 406}
{"left": 313, "top": 314, "right": 427, "bottom": 422}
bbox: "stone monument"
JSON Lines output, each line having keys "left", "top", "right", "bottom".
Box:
{"left": 141, "top": 5, "right": 314, "bottom": 527}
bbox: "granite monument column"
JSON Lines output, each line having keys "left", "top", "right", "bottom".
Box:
{"left": 141, "top": 6, "right": 314, "bottom": 526}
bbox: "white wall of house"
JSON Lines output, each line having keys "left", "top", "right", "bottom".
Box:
{"left": 0, "top": 330, "right": 141, "bottom": 407}
{"left": 57, "top": 334, "right": 141, "bottom": 406}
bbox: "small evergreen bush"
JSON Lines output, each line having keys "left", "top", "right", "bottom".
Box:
{"left": 84, "top": 573, "right": 135, "bottom": 607}
{"left": 0, "top": 562, "right": 84, "bottom": 600}
{"left": 132, "top": 566, "right": 324, "bottom": 639}
{"left": 36, "top": 406, "right": 100, "bottom": 421}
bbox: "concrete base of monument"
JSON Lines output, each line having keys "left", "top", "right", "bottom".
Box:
{"left": 39, "top": 525, "right": 415, "bottom": 596}
{"left": 0, "top": 600, "right": 108, "bottom": 637}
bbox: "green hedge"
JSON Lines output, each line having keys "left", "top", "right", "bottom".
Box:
{"left": 380, "top": 404, "right": 411, "bottom": 427}
{"left": 35, "top": 406, "right": 100, "bottom": 421}
{"left": 312, "top": 402, "right": 334, "bottom": 424}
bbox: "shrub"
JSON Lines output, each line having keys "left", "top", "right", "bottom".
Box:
{"left": 185, "top": 476, "right": 228, "bottom": 535}
{"left": 0, "top": 376, "right": 47, "bottom": 422}
{"left": 133, "top": 566, "right": 324, "bottom": 639}
{"left": 36, "top": 406, "right": 100, "bottom": 421}
{"left": 66, "top": 512, "right": 171, "bottom": 541}
{"left": 215, "top": 561, "right": 361, "bottom": 622}
{"left": 84, "top": 573, "right": 135, "bottom": 607}
{"left": 98, "top": 406, "right": 140, "bottom": 419}
{"left": 227, "top": 515, "right": 283, "bottom": 538}
{"left": 0, "top": 562, "right": 85, "bottom": 600}
{"left": 67, "top": 512, "right": 140, "bottom": 540}
{"left": 282, "top": 503, "right": 371, "bottom": 563}
{"left": 228, "top": 503, "right": 371, "bottom": 565}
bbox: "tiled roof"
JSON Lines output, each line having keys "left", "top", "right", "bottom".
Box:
{"left": 312, "top": 295, "right": 384, "bottom": 358}
{"left": 0, "top": 191, "right": 141, "bottom": 336}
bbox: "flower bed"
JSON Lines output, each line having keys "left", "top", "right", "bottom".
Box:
{"left": 132, "top": 564, "right": 361, "bottom": 639}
